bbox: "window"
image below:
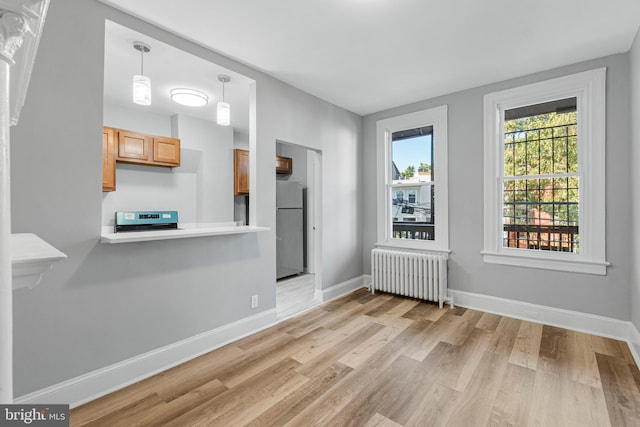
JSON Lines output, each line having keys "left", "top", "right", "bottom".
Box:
{"left": 376, "top": 105, "right": 449, "bottom": 252}
{"left": 503, "top": 98, "right": 579, "bottom": 253}
{"left": 483, "top": 68, "right": 608, "bottom": 274}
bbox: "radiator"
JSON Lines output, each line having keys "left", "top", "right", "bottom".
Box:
{"left": 370, "top": 248, "right": 450, "bottom": 308}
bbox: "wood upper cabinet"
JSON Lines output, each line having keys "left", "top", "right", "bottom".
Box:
{"left": 117, "top": 130, "right": 151, "bottom": 162}
{"left": 112, "top": 128, "right": 180, "bottom": 167}
{"left": 276, "top": 156, "right": 292, "bottom": 174}
{"left": 102, "top": 127, "right": 116, "bottom": 192}
{"left": 153, "top": 136, "right": 181, "bottom": 166}
{"left": 233, "top": 151, "right": 293, "bottom": 195}
{"left": 103, "top": 126, "right": 180, "bottom": 192}
{"left": 234, "top": 149, "right": 249, "bottom": 195}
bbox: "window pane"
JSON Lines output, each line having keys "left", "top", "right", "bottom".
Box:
{"left": 503, "top": 99, "right": 577, "bottom": 177}
{"left": 391, "top": 184, "right": 434, "bottom": 241}
{"left": 502, "top": 178, "right": 579, "bottom": 253}
{"left": 390, "top": 126, "right": 435, "bottom": 241}
{"left": 502, "top": 98, "right": 579, "bottom": 254}
{"left": 392, "top": 127, "right": 433, "bottom": 184}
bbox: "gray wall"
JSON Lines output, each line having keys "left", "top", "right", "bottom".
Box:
{"left": 363, "top": 54, "right": 631, "bottom": 320}
{"left": 233, "top": 130, "right": 250, "bottom": 224}
{"left": 171, "top": 114, "right": 235, "bottom": 223}
{"left": 631, "top": 29, "right": 640, "bottom": 330}
{"left": 102, "top": 106, "right": 235, "bottom": 225}
{"left": 10, "top": 0, "right": 362, "bottom": 397}
{"left": 276, "top": 142, "right": 308, "bottom": 186}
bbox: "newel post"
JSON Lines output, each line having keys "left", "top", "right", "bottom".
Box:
{"left": 0, "top": 0, "right": 49, "bottom": 404}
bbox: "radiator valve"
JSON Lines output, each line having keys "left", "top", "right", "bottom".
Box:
{"left": 447, "top": 295, "right": 455, "bottom": 309}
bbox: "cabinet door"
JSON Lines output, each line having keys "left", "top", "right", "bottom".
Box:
{"left": 117, "top": 130, "right": 151, "bottom": 162}
{"left": 102, "top": 127, "right": 116, "bottom": 192}
{"left": 276, "top": 156, "right": 292, "bottom": 174}
{"left": 234, "top": 149, "right": 249, "bottom": 195}
{"left": 153, "top": 136, "right": 180, "bottom": 166}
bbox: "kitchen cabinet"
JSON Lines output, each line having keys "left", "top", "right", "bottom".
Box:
{"left": 102, "top": 126, "right": 180, "bottom": 192}
{"left": 276, "top": 156, "right": 292, "bottom": 174}
{"left": 153, "top": 136, "right": 181, "bottom": 165}
{"left": 102, "top": 127, "right": 116, "bottom": 192}
{"left": 234, "top": 149, "right": 249, "bottom": 195}
{"left": 234, "top": 151, "right": 294, "bottom": 195}
{"left": 114, "top": 128, "right": 180, "bottom": 167}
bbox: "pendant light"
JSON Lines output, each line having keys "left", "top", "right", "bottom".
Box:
{"left": 217, "top": 74, "right": 231, "bottom": 126}
{"left": 132, "top": 41, "right": 151, "bottom": 106}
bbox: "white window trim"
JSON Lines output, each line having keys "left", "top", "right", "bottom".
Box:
{"left": 376, "top": 105, "right": 449, "bottom": 252}
{"left": 482, "top": 68, "right": 609, "bottom": 275}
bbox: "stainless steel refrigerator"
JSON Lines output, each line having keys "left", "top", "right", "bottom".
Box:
{"left": 276, "top": 181, "right": 304, "bottom": 279}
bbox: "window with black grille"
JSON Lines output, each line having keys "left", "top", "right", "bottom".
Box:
{"left": 502, "top": 97, "right": 579, "bottom": 253}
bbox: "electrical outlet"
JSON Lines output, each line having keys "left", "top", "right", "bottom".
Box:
{"left": 251, "top": 295, "right": 259, "bottom": 308}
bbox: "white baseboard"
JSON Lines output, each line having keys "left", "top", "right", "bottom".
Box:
{"left": 314, "top": 275, "right": 370, "bottom": 302}
{"left": 449, "top": 289, "right": 640, "bottom": 367}
{"left": 628, "top": 323, "right": 640, "bottom": 367}
{"left": 449, "top": 289, "right": 629, "bottom": 340}
{"left": 14, "top": 309, "right": 278, "bottom": 408}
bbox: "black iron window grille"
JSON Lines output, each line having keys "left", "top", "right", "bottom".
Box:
{"left": 502, "top": 104, "right": 579, "bottom": 253}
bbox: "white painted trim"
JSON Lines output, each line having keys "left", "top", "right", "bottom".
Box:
{"left": 481, "top": 251, "right": 609, "bottom": 275}
{"left": 14, "top": 309, "right": 278, "bottom": 408}
{"left": 448, "top": 288, "right": 629, "bottom": 341}
{"left": 375, "top": 242, "right": 451, "bottom": 255}
{"left": 628, "top": 323, "right": 640, "bottom": 368}
{"left": 101, "top": 224, "right": 270, "bottom": 244}
{"left": 376, "top": 105, "right": 449, "bottom": 252}
{"left": 482, "top": 68, "right": 607, "bottom": 275}
{"left": 314, "top": 275, "right": 369, "bottom": 302}
{"left": 11, "top": 233, "right": 67, "bottom": 290}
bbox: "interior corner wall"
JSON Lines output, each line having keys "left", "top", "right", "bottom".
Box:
{"left": 276, "top": 142, "right": 308, "bottom": 186}
{"left": 9, "top": 0, "right": 362, "bottom": 398}
{"left": 171, "top": 114, "right": 234, "bottom": 223}
{"left": 630, "top": 28, "right": 640, "bottom": 330}
{"left": 362, "top": 53, "right": 632, "bottom": 320}
{"left": 257, "top": 78, "right": 363, "bottom": 290}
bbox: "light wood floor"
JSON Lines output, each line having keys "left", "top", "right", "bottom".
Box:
{"left": 276, "top": 274, "right": 318, "bottom": 319}
{"left": 71, "top": 289, "right": 640, "bottom": 426}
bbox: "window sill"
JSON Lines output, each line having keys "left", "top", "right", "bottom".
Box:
{"left": 375, "top": 240, "right": 451, "bottom": 254}
{"left": 481, "top": 250, "right": 609, "bottom": 275}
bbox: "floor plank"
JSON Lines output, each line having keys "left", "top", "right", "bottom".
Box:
{"left": 164, "top": 357, "right": 303, "bottom": 427}
{"left": 487, "top": 363, "right": 535, "bottom": 427}
{"left": 597, "top": 352, "right": 640, "bottom": 426}
{"left": 364, "top": 413, "right": 404, "bottom": 427}
{"left": 246, "top": 362, "right": 352, "bottom": 426}
{"left": 509, "top": 320, "right": 543, "bottom": 370}
{"left": 475, "top": 312, "right": 502, "bottom": 333}
{"left": 70, "top": 291, "right": 640, "bottom": 427}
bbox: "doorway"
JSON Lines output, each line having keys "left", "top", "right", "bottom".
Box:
{"left": 275, "top": 141, "right": 322, "bottom": 319}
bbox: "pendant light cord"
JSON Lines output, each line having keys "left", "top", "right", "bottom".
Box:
{"left": 140, "top": 48, "right": 144, "bottom": 75}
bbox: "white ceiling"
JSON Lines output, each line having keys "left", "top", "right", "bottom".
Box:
{"left": 101, "top": 0, "right": 640, "bottom": 116}
{"left": 104, "top": 21, "right": 253, "bottom": 133}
